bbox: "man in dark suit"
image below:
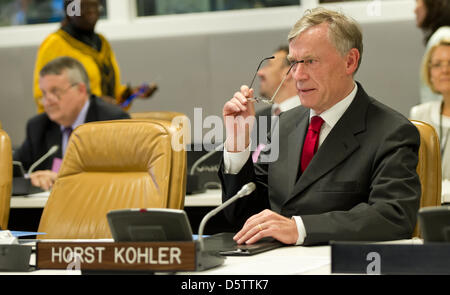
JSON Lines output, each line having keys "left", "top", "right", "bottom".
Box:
{"left": 220, "top": 8, "right": 421, "bottom": 246}
{"left": 14, "top": 56, "right": 130, "bottom": 190}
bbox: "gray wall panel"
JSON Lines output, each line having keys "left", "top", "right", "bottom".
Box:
{"left": 0, "top": 19, "right": 425, "bottom": 147}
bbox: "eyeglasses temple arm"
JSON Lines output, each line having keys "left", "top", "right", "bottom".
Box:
{"left": 249, "top": 56, "right": 275, "bottom": 89}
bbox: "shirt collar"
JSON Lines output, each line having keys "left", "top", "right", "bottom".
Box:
{"left": 60, "top": 99, "right": 90, "bottom": 131}
{"left": 272, "top": 95, "right": 301, "bottom": 113}
{"left": 310, "top": 82, "right": 358, "bottom": 128}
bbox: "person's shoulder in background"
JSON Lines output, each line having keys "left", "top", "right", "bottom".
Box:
{"left": 410, "top": 100, "right": 441, "bottom": 121}
{"left": 91, "top": 95, "right": 131, "bottom": 120}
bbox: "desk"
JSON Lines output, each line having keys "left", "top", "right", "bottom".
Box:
{"left": 10, "top": 189, "right": 223, "bottom": 209}
{"left": 7, "top": 242, "right": 332, "bottom": 275}
{"left": 8, "top": 190, "right": 229, "bottom": 234}
{"left": 441, "top": 180, "right": 450, "bottom": 204}
{"left": 4, "top": 239, "right": 423, "bottom": 276}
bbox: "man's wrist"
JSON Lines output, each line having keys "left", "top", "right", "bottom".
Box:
{"left": 292, "top": 216, "right": 307, "bottom": 245}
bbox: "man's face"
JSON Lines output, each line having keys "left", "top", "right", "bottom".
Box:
{"left": 288, "top": 22, "right": 357, "bottom": 114}
{"left": 68, "top": 0, "right": 100, "bottom": 32}
{"left": 39, "top": 71, "right": 87, "bottom": 127}
{"left": 257, "top": 50, "right": 289, "bottom": 98}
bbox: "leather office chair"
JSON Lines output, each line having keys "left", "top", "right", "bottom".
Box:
{"left": 411, "top": 120, "right": 442, "bottom": 237}
{"left": 38, "top": 119, "right": 187, "bottom": 239}
{"left": 131, "top": 111, "right": 185, "bottom": 121}
{"left": 0, "top": 126, "right": 12, "bottom": 230}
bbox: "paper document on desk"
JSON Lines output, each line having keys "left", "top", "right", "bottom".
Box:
{"left": 0, "top": 230, "right": 18, "bottom": 244}
{"left": 442, "top": 179, "right": 450, "bottom": 203}
{"left": 6, "top": 231, "right": 46, "bottom": 237}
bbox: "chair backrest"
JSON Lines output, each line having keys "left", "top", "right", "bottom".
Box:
{"left": 131, "top": 111, "right": 185, "bottom": 121}
{"left": 0, "top": 127, "right": 12, "bottom": 230}
{"left": 38, "top": 119, "right": 187, "bottom": 239}
{"left": 411, "top": 120, "right": 442, "bottom": 237}
{"left": 131, "top": 111, "right": 191, "bottom": 144}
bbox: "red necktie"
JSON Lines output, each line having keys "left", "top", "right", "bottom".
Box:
{"left": 301, "top": 116, "right": 324, "bottom": 172}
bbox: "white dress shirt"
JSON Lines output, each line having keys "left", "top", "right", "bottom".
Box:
{"left": 223, "top": 83, "right": 357, "bottom": 245}
{"left": 271, "top": 95, "right": 301, "bottom": 114}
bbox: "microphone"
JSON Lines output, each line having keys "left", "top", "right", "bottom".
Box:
{"left": 187, "top": 143, "right": 223, "bottom": 194}
{"left": 12, "top": 145, "right": 59, "bottom": 195}
{"left": 26, "top": 145, "right": 59, "bottom": 176}
{"left": 197, "top": 182, "right": 256, "bottom": 250}
{"left": 189, "top": 143, "right": 223, "bottom": 175}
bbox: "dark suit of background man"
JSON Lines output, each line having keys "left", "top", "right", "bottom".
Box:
{"left": 220, "top": 8, "right": 421, "bottom": 246}
{"left": 14, "top": 56, "right": 130, "bottom": 191}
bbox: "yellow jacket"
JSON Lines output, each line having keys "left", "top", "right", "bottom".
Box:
{"left": 33, "top": 29, "right": 127, "bottom": 113}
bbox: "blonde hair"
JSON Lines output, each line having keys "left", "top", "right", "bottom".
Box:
{"left": 422, "top": 38, "right": 450, "bottom": 94}
{"left": 288, "top": 7, "right": 363, "bottom": 72}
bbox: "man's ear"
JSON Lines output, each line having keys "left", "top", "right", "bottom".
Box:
{"left": 76, "top": 83, "right": 88, "bottom": 95}
{"left": 345, "top": 48, "right": 360, "bottom": 75}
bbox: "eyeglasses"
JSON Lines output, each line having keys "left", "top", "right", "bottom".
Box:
{"left": 430, "top": 60, "right": 450, "bottom": 70}
{"left": 247, "top": 56, "right": 319, "bottom": 105}
{"left": 41, "top": 83, "right": 78, "bottom": 103}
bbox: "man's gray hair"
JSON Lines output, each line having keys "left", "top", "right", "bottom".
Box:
{"left": 288, "top": 7, "right": 363, "bottom": 72}
{"left": 40, "top": 56, "right": 91, "bottom": 93}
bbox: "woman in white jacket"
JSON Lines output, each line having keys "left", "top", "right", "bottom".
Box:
{"left": 410, "top": 38, "right": 450, "bottom": 179}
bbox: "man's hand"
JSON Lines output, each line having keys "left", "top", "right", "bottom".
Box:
{"left": 135, "top": 82, "right": 158, "bottom": 99}
{"left": 233, "top": 209, "right": 299, "bottom": 245}
{"left": 29, "top": 170, "right": 57, "bottom": 191}
{"left": 223, "top": 85, "right": 256, "bottom": 152}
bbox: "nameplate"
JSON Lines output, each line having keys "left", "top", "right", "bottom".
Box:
{"left": 331, "top": 241, "right": 450, "bottom": 274}
{"left": 36, "top": 241, "right": 197, "bottom": 271}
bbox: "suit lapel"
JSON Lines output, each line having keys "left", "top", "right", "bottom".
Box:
{"left": 287, "top": 111, "right": 309, "bottom": 193}
{"left": 287, "top": 84, "right": 369, "bottom": 201}
{"left": 85, "top": 95, "right": 96, "bottom": 123}
{"left": 45, "top": 121, "right": 63, "bottom": 159}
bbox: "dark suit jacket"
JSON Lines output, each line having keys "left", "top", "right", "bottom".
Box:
{"left": 14, "top": 95, "right": 130, "bottom": 171}
{"left": 219, "top": 83, "right": 421, "bottom": 245}
{"left": 251, "top": 106, "right": 273, "bottom": 149}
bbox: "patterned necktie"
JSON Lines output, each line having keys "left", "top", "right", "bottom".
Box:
{"left": 63, "top": 127, "right": 73, "bottom": 137}
{"left": 62, "top": 127, "right": 73, "bottom": 155}
{"left": 300, "top": 116, "right": 324, "bottom": 172}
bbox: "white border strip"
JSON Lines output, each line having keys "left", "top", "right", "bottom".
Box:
{"left": 0, "top": 0, "right": 415, "bottom": 48}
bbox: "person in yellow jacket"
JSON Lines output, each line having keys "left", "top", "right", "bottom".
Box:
{"left": 33, "top": 0, "right": 157, "bottom": 113}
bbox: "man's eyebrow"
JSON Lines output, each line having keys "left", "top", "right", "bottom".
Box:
{"left": 287, "top": 54, "right": 316, "bottom": 63}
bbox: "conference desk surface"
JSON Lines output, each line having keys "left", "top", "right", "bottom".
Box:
{"left": 10, "top": 189, "right": 223, "bottom": 209}
{"left": 2, "top": 238, "right": 422, "bottom": 276}
{"left": 10, "top": 241, "right": 331, "bottom": 275}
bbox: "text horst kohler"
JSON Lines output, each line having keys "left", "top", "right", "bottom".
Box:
{"left": 51, "top": 246, "right": 183, "bottom": 264}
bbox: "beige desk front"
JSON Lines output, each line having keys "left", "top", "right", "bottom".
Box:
{"left": 10, "top": 189, "right": 223, "bottom": 209}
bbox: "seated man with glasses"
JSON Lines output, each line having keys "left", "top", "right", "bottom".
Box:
{"left": 14, "top": 56, "right": 130, "bottom": 190}
{"left": 220, "top": 8, "right": 421, "bottom": 246}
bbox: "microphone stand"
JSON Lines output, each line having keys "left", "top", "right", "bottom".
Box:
{"left": 187, "top": 143, "right": 223, "bottom": 194}
{"left": 197, "top": 182, "right": 256, "bottom": 251}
